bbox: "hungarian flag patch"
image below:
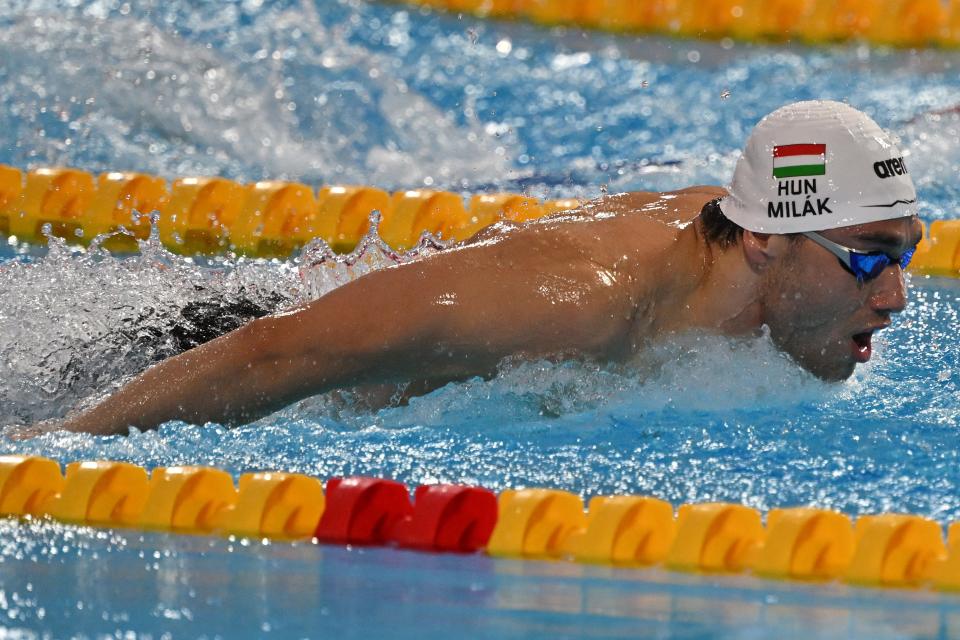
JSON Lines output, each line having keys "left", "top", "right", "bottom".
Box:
{"left": 773, "top": 144, "right": 826, "bottom": 179}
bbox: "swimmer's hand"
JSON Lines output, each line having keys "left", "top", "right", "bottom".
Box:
{"left": 3, "top": 420, "right": 59, "bottom": 441}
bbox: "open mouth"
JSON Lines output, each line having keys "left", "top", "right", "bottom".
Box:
{"left": 851, "top": 331, "right": 874, "bottom": 363}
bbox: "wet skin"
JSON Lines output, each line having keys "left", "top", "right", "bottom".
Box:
{"left": 49, "top": 186, "right": 921, "bottom": 436}
{"left": 758, "top": 219, "right": 922, "bottom": 381}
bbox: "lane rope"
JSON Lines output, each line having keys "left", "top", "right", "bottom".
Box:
{"left": 0, "top": 164, "right": 954, "bottom": 276}
{"left": 0, "top": 455, "right": 958, "bottom": 592}
{"left": 400, "top": 0, "right": 960, "bottom": 49}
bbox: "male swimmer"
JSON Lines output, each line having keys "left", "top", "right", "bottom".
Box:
{"left": 44, "top": 100, "right": 923, "bottom": 436}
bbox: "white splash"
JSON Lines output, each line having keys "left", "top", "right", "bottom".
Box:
{"left": 0, "top": 231, "right": 301, "bottom": 425}
{"left": 0, "top": 6, "right": 515, "bottom": 187}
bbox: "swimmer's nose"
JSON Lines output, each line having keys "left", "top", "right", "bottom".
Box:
{"left": 870, "top": 265, "right": 908, "bottom": 314}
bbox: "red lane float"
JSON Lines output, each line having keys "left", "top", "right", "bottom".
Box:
{"left": 313, "top": 477, "right": 414, "bottom": 545}
{"left": 392, "top": 484, "right": 498, "bottom": 553}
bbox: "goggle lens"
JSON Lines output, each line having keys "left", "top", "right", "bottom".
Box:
{"left": 899, "top": 247, "right": 916, "bottom": 270}
{"left": 847, "top": 247, "right": 915, "bottom": 282}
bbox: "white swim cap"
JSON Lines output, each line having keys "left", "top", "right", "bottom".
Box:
{"left": 718, "top": 100, "right": 917, "bottom": 233}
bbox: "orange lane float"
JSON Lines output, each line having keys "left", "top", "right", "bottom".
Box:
{"left": 869, "top": 0, "right": 948, "bottom": 48}
{"left": 457, "top": 193, "right": 545, "bottom": 241}
{"left": 579, "top": 0, "right": 647, "bottom": 32}
{"left": 402, "top": 0, "right": 960, "bottom": 47}
{"left": 541, "top": 198, "right": 583, "bottom": 216}
{"left": 910, "top": 220, "right": 960, "bottom": 278}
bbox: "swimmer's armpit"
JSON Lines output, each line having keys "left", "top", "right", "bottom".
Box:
{"left": 169, "top": 291, "right": 289, "bottom": 353}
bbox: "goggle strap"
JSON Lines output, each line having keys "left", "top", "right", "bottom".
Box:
{"left": 803, "top": 232, "right": 854, "bottom": 269}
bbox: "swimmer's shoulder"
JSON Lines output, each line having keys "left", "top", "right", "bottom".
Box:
{"left": 538, "top": 186, "right": 724, "bottom": 246}
{"left": 463, "top": 186, "right": 725, "bottom": 237}
{"left": 587, "top": 186, "right": 726, "bottom": 218}
{"left": 454, "top": 185, "right": 725, "bottom": 270}
{"left": 557, "top": 187, "right": 719, "bottom": 287}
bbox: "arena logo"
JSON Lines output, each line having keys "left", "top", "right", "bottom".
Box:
{"left": 873, "top": 156, "right": 909, "bottom": 179}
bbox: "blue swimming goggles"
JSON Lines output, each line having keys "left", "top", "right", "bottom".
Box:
{"left": 802, "top": 231, "right": 916, "bottom": 283}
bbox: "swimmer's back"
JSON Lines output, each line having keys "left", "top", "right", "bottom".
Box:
{"left": 469, "top": 185, "right": 723, "bottom": 251}
{"left": 464, "top": 185, "right": 725, "bottom": 291}
{"left": 445, "top": 186, "right": 725, "bottom": 357}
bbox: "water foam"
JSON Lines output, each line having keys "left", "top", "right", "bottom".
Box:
{"left": 272, "top": 320, "right": 835, "bottom": 434}
{"left": 0, "top": 230, "right": 301, "bottom": 425}
{"left": 0, "top": 5, "right": 514, "bottom": 188}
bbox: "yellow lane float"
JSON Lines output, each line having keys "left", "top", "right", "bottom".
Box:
{"left": 49, "top": 461, "right": 151, "bottom": 527}
{"left": 382, "top": 190, "right": 468, "bottom": 249}
{"left": 400, "top": 0, "right": 960, "bottom": 47}
{"left": 754, "top": 508, "right": 855, "bottom": 581}
{"left": 0, "top": 165, "right": 24, "bottom": 236}
{"left": 230, "top": 181, "right": 319, "bottom": 258}
{"left": 85, "top": 172, "right": 169, "bottom": 252}
{"left": 8, "top": 167, "right": 96, "bottom": 245}
{"left": 0, "top": 455, "right": 64, "bottom": 517}
{"left": 218, "top": 472, "right": 326, "bottom": 540}
{"left": 486, "top": 488, "right": 586, "bottom": 558}
{"left": 316, "top": 185, "right": 392, "bottom": 253}
{"left": 664, "top": 503, "right": 765, "bottom": 573}
{"left": 139, "top": 466, "right": 239, "bottom": 533}
{"left": 159, "top": 177, "right": 247, "bottom": 255}
{"left": 562, "top": 495, "right": 676, "bottom": 566}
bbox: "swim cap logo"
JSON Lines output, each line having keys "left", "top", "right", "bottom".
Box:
{"left": 873, "top": 156, "right": 909, "bottom": 179}
{"left": 772, "top": 144, "right": 826, "bottom": 179}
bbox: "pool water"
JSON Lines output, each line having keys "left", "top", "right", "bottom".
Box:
{"left": 1, "top": 0, "right": 960, "bottom": 638}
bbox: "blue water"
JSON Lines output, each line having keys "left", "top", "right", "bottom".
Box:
{"left": 1, "top": 1, "right": 960, "bottom": 638}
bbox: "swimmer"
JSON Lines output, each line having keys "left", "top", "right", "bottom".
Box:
{"left": 42, "top": 100, "right": 923, "bottom": 436}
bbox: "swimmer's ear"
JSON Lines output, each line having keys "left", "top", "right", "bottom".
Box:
{"left": 741, "top": 230, "right": 788, "bottom": 274}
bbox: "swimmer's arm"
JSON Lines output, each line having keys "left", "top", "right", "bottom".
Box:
{"left": 56, "top": 240, "right": 635, "bottom": 436}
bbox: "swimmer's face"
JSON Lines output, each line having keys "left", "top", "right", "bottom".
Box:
{"left": 760, "top": 216, "right": 923, "bottom": 381}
